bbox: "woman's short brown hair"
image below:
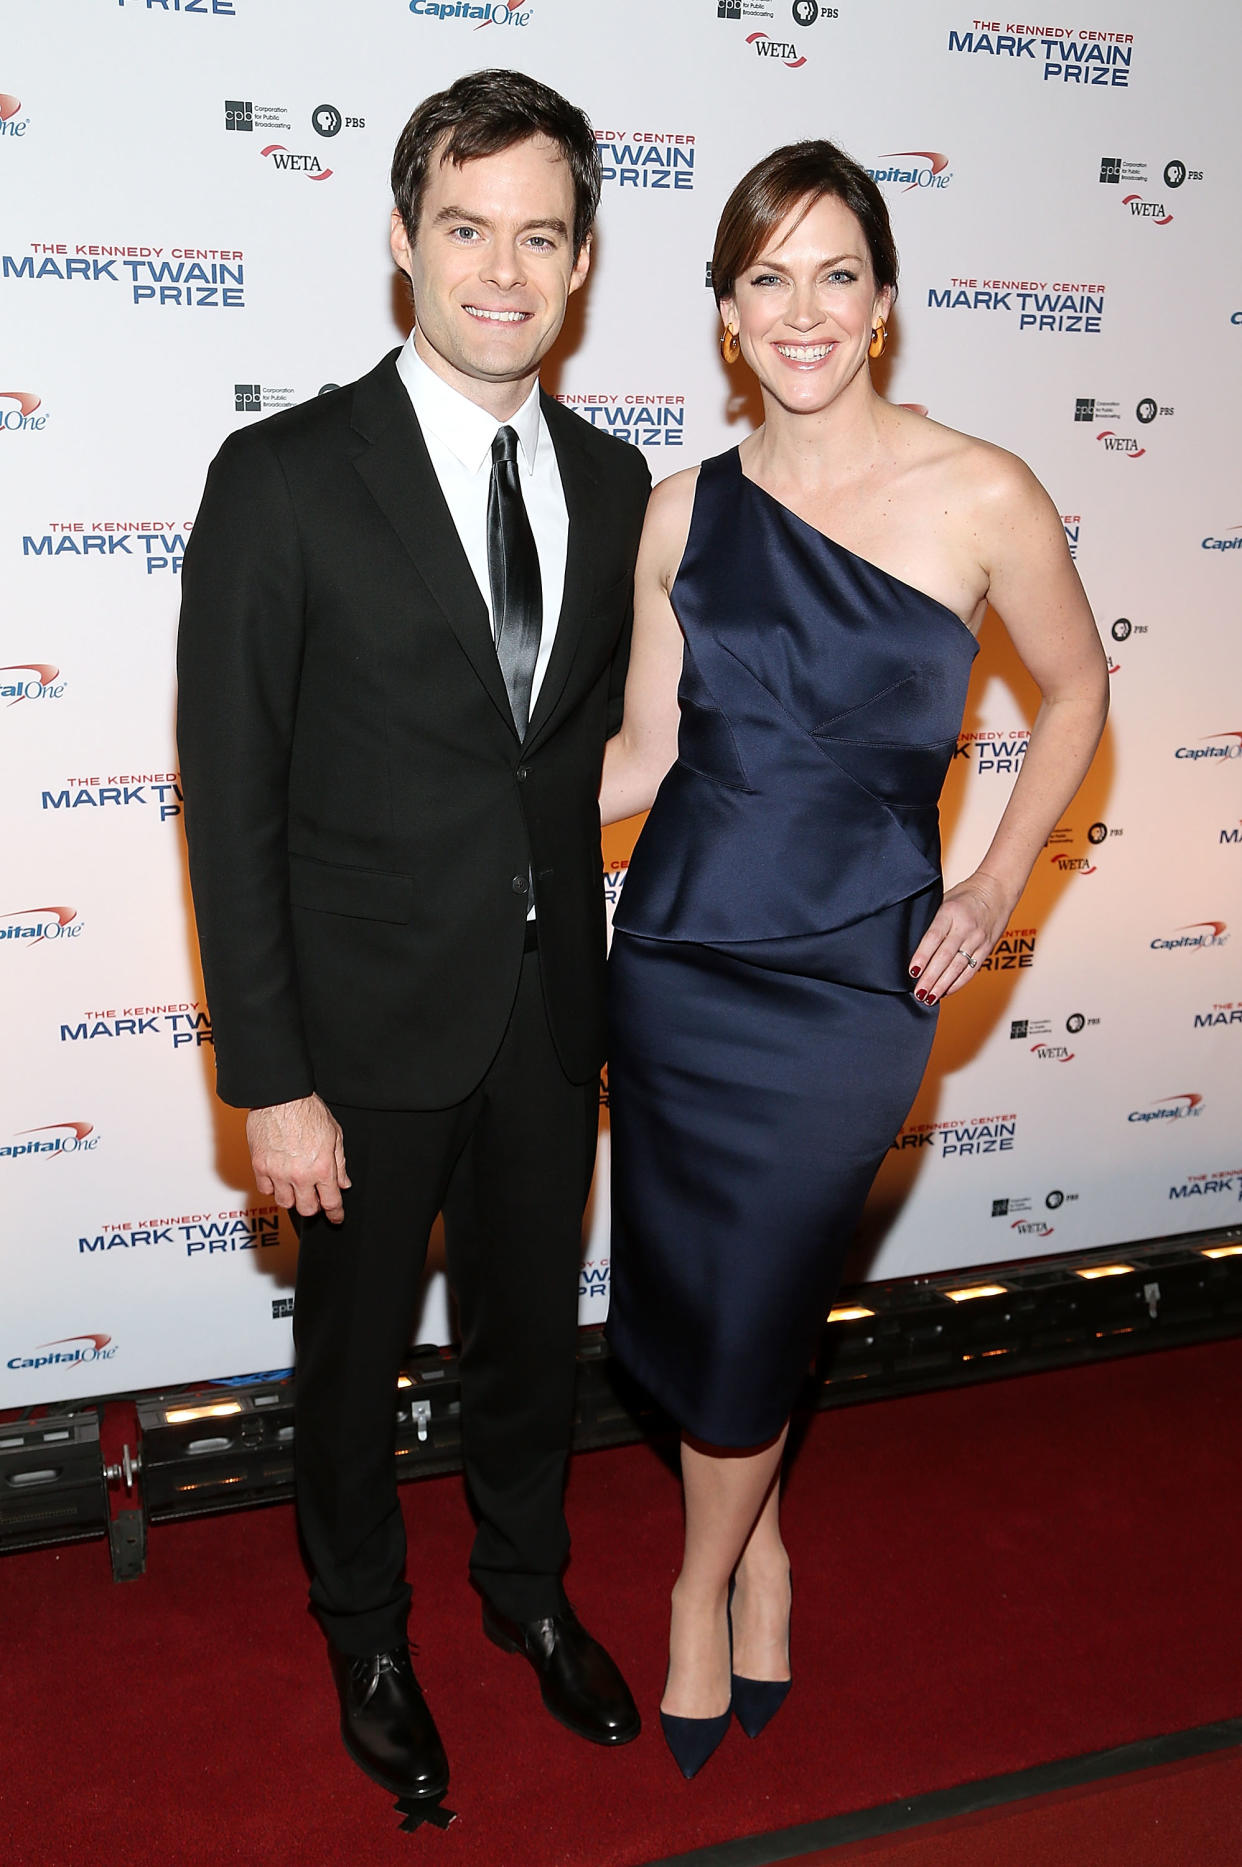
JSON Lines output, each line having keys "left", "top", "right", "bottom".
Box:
{"left": 391, "top": 69, "right": 601, "bottom": 258}
{"left": 711, "top": 140, "right": 898, "bottom": 307}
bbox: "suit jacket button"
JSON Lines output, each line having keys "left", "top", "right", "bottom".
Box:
{"left": 512, "top": 875, "right": 529, "bottom": 895}
{"left": 515, "top": 765, "right": 529, "bottom": 781}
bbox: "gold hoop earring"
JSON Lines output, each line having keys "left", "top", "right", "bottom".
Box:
{"left": 720, "top": 325, "right": 741, "bottom": 365}
{"left": 868, "top": 320, "right": 887, "bottom": 360}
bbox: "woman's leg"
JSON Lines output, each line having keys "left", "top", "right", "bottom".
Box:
{"left": 731, "top": 1466, "right": 792, "bottom": 1683}
{"left": 662, "top": 1425, "right": 789, "bottom": 1718}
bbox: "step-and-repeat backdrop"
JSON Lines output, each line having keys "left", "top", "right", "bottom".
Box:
{"left": 3, "top": 0, "right": 1239, "bottom": 1405}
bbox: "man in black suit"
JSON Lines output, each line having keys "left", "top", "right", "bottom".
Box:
{"left": 177, "top": 70, "right": 650, "bottom": 1808}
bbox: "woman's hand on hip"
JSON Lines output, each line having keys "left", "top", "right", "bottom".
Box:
{"left": 908, "top": 871, "right": 1014, "bottom": 1004}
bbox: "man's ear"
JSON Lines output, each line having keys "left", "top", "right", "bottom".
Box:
{"left": 568, "top": 231, "right": 592, "bottom": 297}
{"left": 390, "top": 207, "right": 414, "bottom": 280}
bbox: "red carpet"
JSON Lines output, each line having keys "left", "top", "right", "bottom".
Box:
{"left": 795, "top": 1748, "right": 1242, "bottom": 1864}
{"left": 3, "top": 1338, "right": 1239, "bottom": 1867}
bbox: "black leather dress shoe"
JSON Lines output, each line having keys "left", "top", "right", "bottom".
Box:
{"left": 328, "top": 1643, "right": 450, "bottom": 1800}
{"left": 483, "top": 1601, "right": 641, "bottom": 1746}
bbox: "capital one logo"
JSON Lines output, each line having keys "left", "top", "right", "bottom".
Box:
{"left": 1, "top": 1119, "right": 98, "bottom": 1160}
{"left": 0, "top": 904, "right": 80, "bottom": 945}
{"left": 0, "top": 390, "right": 47, "bottom": 432}
{"left": 2, "top": 662, "right": 63, "bottom": 705}
{"left": 871, "top": 151, "right": 951, "bottom": 193}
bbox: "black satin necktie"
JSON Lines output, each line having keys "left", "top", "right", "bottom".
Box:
{"left": 486, "top": 425, "right": 542, "bottom": 738}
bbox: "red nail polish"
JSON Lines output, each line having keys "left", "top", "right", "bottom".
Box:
{"left": 909, "top": 965, "right": 921, "bottom": 978}
{"left": 926, "top": 993, "right": 937, "bottom": 1006}
{"left": 915, "top": 989, "right": 927, "bottom": 1003}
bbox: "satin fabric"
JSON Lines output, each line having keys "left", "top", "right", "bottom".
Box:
{"left": 606, "top": 447, "right": 978, "bottom": 1446}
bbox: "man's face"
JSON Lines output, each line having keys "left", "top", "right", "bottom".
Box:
{"left": 391, "top": 133, "right": 590, "bottom": 412}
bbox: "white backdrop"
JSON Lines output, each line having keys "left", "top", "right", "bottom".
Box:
{"left": 3, "top": 0, "right": 1240, "bottom": 1405}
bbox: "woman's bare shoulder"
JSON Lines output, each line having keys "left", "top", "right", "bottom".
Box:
{"left": 888, "top": 405, "right": 1048, "bottom": 512}
{"left": 640, "top": 465, "right": 702, "bottom": 586}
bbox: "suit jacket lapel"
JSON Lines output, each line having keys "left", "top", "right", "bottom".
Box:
{"left": 525, "top": 393, "right": 601, "bottom": 752}
{"left": 349, "top": 354, "right": 517, "bottom": 736}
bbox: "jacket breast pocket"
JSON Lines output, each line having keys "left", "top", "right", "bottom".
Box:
{"left": 288, "top": 853, "right": 414, "bottom": 923}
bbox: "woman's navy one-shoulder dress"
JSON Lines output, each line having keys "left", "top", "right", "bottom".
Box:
{"left": 605, "top": 447, "right": 978, "bottom": 1446}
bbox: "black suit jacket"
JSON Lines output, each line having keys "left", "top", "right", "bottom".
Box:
{"left": 176, "top": 351, "right": 650, "bottom": 1110}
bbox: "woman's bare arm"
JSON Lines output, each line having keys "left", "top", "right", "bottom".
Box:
{"left": 599, "top": 469, "right": 696, "bottom": 826}
{"left": 911, "top": 452, "right": 1110, "bottom": 1001}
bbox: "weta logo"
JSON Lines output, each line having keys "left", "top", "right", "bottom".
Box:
{"left": 746, "top": 31, "right": 806, "bottom": 65}
{"left": 261, "top": 144, "right": 333, "bottom": 181}
{"left": 1122, "top": 193, "right": 1172, "bottom": 226}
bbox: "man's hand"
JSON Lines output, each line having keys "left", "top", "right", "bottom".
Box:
{"left": 246, "top": 1094, "right": 351, "bottom": 1225}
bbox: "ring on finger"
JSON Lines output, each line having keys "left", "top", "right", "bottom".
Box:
{"left": 956, "top": 947, "right": 979, "bottom": 970}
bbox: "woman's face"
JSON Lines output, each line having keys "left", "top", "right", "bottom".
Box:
{"left": 720, "top": 192, "right": 891, "bottom": 414}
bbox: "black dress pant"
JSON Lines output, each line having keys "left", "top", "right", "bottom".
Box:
{"left": 292, "top": 947, "right": 598, "bottom": 1657}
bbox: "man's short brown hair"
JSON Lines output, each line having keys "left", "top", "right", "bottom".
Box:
{"left": 391, "top": 68, "right": 602, "bottom": 256}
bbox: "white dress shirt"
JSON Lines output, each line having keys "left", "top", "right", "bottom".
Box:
{"left": 395, "top": 335, "right": 568, "bottom": 711}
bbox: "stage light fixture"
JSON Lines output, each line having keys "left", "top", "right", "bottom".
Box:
{"left": 164, "top": 1401, "right": 243, "bottom": 1424}
{"left": 1076, "top": 1264, "right": 1135, "bottom": 1280}
{"left": 943, "top": 1284, "right": 1008, "bottom": 1302}
{"left": 828, "top": 1305, "right": 876, "bottom": 1322}
{"left": 1202, "top": 1245, "right": 1242, "bottom": 1260}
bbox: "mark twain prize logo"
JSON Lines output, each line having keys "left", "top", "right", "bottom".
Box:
{"left": 2, "top": 662, "right": 64, "bottom": 705}
{"left": 1175, "top": 730, "right": 1242, "bottom": 764}
{"left": 1169, "top": 1167, "right": 1242, "bottom": 1206}
{"left": 1128, "top": 1092, "right": 1204, "bottom": 1126}
{"left": 407, "top": 1, "right": 534, "bottom": 27}
{"left": 1, "top": 244, "right": 245, "bottom": 309}
{"left": 0, "top": 389, "right": 47, "bottom": 432}
{"left": 889, "top": 1110, "right": 1018, "bottom": 1158}
{"left": 117, "top": 0, "right": 238, "bottom": 14}
{"left": 40, "top": 772, "right": 182, "bottom": 820}
{"left": 928, "top": 277, "right": 1106, "bottom": 335}
{"left": 59, "top": 1001, "right": 212, "bottom": 1052}
{"left": 955, "top": 729, "right": 1028, "bottom": 775}
{"left": 603, "top": 863, "right": 627, "bottom": 918}
{"left": 1, "top": 905, "right": 82, "bottom": 947}
{"left": 979, "top": 926, "right": 1037, "bottom": 973}
{"left": 0, "top": 92, "right": 30, "bottom": 138}
{"left": 1151, "top": 920, "right": 1229, "bottom": 953}
{"left": 580, "top": 1258, "right": 609, "bottom": 1304}
{"left": 867, "top": 152, "right": 953, "bottom": 194}
{"left": 78, "top": 1205, "right": 281, "bottom": 1261}
{"left": 558, "top": 391, "right": 686, "bottom": 450}
{"left": 22, "top": 522, "right": 191, "bottom": 574}
{"left": 1194, "top": 998, "right": 1242, "bottom": 1031}
{"left": 947, "top": 21, "right": 1135, "bottom": 88}
{"left": 6, "top": 1331, "right": 117, "bottom": 1374}
{"left": 596, "top": 131, "right": 695, "bottom": 192}
{"left": 1, "top": 1119, "right": 99, "bottom": 1162}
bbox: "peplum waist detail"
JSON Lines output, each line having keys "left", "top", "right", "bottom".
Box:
{"left": 613, "top": 760, "right": 942, "bottom": 944}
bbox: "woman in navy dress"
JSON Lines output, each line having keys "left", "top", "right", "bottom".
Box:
{"left": 600, "top": 142, "right": 1108, "bottom": 1777}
